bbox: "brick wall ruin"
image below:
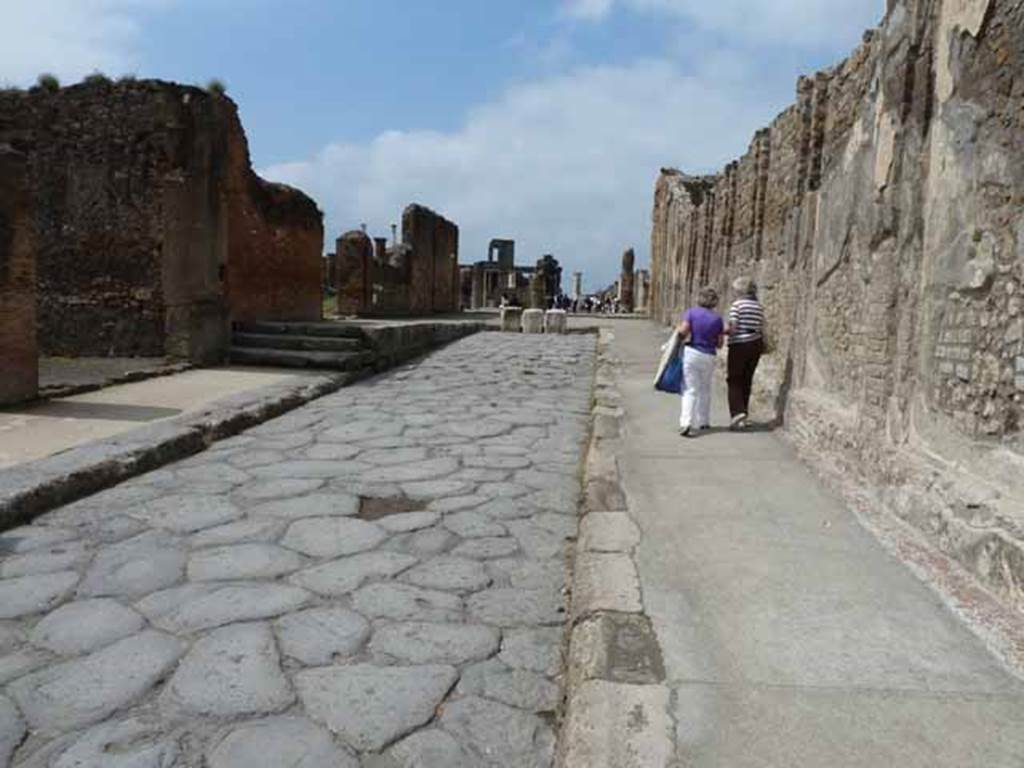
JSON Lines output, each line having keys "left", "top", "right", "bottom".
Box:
{"left": 335, "top": 205, "right": 459, "bottom": 316}
{"left": 0, "top": 147, "right": 36, "bottom": 405}
{"left": 649, "top": 0, "right": 1024, "bottom": 608}
{"left": 0, "top": 79, "right": 322, "bottom": 363}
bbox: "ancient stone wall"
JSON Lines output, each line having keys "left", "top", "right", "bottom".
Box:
{"left": 0, "top": 79, "right": 322, "bottom": 362}
{"left": 0, "top": 147, "right": 37, "bottom": 404}
{"left": 649, "top": 0, "right": 1024, "bottom": 608}
{"left": 402, "top": 204, "right": 460, "bottom": 314}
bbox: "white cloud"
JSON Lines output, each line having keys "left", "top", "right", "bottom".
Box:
{"left": 262, "top": 60, "right": 770, "bottom": 291}
{"left": 562, "top": 0, "right": 616, "bottom": 22}
{"left": 0, "top": 1, "right": 165, "bottom": 87}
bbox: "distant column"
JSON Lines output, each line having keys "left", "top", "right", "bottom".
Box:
{"left": 470, "top": 266, "right": 485, "bottom": 310}
{"left": 0, "top": 147, "right": 37, "bottom": 405}
{"left": 620, "top": 248, "right": 636, "bottom": 312}
{"left": 529, "top": 273, "right": 545, "bottom": 309}
{"left": 572, "top": 272, "right": 583, "bottom": 300}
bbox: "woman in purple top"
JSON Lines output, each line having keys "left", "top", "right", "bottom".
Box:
{"left": 677, "top": 286, "right": 726, "bottom": 437}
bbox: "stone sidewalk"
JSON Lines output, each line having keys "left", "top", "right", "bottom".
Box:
{"left": 0, "top": 332, "right": 596, "bottom": 767}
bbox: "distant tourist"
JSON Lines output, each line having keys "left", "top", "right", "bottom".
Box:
{"left": 725, "top": 276, "right": 765, "bottom": 430}
{"left": 678, "top": 286, "right": 725, "bottom": 437}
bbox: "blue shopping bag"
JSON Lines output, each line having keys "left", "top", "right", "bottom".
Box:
{"left": 653, "top": 331, "right": 684, "bottom": 395}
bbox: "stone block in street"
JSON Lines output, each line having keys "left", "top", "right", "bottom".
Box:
{"left": 571, "top": 552, "right": 642, "bottom": 619}
{"left": 544, "top": 309, "right": 568, "bottom": 334}
{"left": 521, "top": 309, "right": 545, "bottom": 334}
{"left": 501, "top": 307, "right": 524, "bottom": 332}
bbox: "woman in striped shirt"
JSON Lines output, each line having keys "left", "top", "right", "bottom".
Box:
{"left": 725, "top": 276, "right": 765, "bottom": 429}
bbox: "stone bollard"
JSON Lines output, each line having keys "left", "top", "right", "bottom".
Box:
{"left": 545, "top": 309, "right": 568, "bottom": 335}
{"left": 501, "top": 307, "right": 523, "bottom": 333}
{"left": 522, "top": 309, "right": 545, "bottom": 334}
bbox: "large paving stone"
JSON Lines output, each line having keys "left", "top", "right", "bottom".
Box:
{"left": 499, "top": 627, "right": 564, "bottom": 675}
{"left": 352, "top": 583, "right": 463, "bottom": 623}
{"left": 8, "top": 630, "right": 185, "bottom": 734}
{"left": 0, "top": 695, "right": 24, "bottom": 768}
{"left": 401, "top": 557, "right": 491, "bottom": 594}
{"left": 235, "top": 478, "right": 326, "bottom": 500}
{"left": 225, "top": 449, "right": 289, "bottom": 469}
{"left": 0, "top": 526, "right": 77, "bottom": 555}
{"left": 371, "top": 622, "right": 500, "bottom": 665}
{"left": 207, "top": 716, "right": 358, "bottom": 768}
{"left": 0, "top": 541, "right": 90, "bottom": 578}
{"left": 131, "top": 496, "right": 244, "bottom": 533}
{"left": 274, "top": 607, "right": 370, "bottom": 666}
{"left": 136, "top": 583, "right": 313, "bottom": 633}
{"left": 439, "top": 696, "right": 555, "bottom": 768}
{"left": 481, "top": 669, "right": 560, "bottom": 712}
{"left": 446, "top": 419, "right": 512, "bottom": 438}
{"left": 450, "top": 537, "right": 520, "bottom": 560}
{"left": 402, "top": 479, "right": 475, "bottom": 499}
{"left": 476, "top": 498, "right": 536, "bottom": 521}
{"left": 0, "top": 626, "right": 24, "bottom": 655}
{"left": 443, "top": 511, "right": 507, "bottom": 538}
{"left": 374, "top": 729, "right": 475, "bottom": 768}
{"left": 319, "top": 420, "right": 404, "bottom": 443}
{"left": 467, "top": 587, "right": 565, "bottom": 627}
{"left": 464, "top": 454, "right": 532, "bottom": 470}
{"left": 252, "top": 493, "right": 360, "bottom": 520}
{"left": 162, "top": 623, "right": 293, "bottom": 718}
{"left": 296, "top": 664, "right": 458, "bottom": 751}
{"left": 77, "top": 532, "right": 186, "bottom": 599}
{"left": 282, "top": 518, "right": 389, "bottom": 558}
{"left": 0, "top": 571, "right": 79, "bottom": 619}
{"left": 187, "top": 544, "right": 305, "bottom": 581}
{"left": 362, "top": 458, "right": 459, "bottom": 483}
{"left": 30, "top": 599, "right": 145, "bottom": 656}
{"left": 305, "top": 443, "right": 362, "bottom": 461}
{"left": 190, "top": 518, "right": 287, "bottom": 547}
{"left": 428, "top": 495, "right": 489, "bottom": 514}
{"left": 48, "top": 716, "right": 180, "bottom": 768}
{"left": 360, "top": 447, "right": 429, "bottom": 466}
{"left": 487, "top": 557, "right": 567, "bottom": 590}
{"left": 0, "top": 649, "right": 51, "bottom": 685}
{"left": 506, "top": 520, "right": 569, "bottom": 560}
{"left": 377, "top": 511, "right": 441, "bottom": 533}
{"left": 291, "top": 552, "right": 418, "bottom": 596}
{"left": 391, "top": 528, "right": 457, "bottom": 557}
{"left": 175, "top": 463, "right": 250, "bottom": 487}
{"left": 248, "top": 461, "right": 356, "bottom": 480}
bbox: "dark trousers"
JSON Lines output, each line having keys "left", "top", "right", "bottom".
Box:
{"left": 727, "top": 339, "right": 763, "bottom": 417}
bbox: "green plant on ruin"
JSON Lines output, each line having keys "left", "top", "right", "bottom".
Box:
{"left": 83, "top": 71, "right": 111, "bottom": 86}
{"left": 117, "top": 73, "right": 138, "bottom": 84}
{"left": 35, "top": 73, "right": 60, "bottom": 92}
{"left": 206, "top": 78, "right": 227, "bottom": 97}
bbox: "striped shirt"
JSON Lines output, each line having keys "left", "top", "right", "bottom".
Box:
{"left": 728, "top": 298, "right": 764, "bottom": 345}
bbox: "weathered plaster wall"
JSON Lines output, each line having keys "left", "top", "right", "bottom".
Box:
{"left": 649, "top": 0, "right": 1024, "bottom": 608}
{"left": 0, "top": 79, "right": 322, "bottom": 362}
{"left": 0, "top": 147, "right": 37, "bottom": 404}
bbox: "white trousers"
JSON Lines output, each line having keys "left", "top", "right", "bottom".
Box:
{"left": 680, "top": 346, "right": 715, "bottom": 429}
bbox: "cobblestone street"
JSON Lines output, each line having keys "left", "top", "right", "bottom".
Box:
{"left": 0, "top": 332, "right": 596, "bottom": 767}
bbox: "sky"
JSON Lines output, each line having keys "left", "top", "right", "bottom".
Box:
{"left": 1, "top": 0, "right": 885, "bottom": 291}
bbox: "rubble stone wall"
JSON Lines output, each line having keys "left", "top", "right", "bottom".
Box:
{"left": 0, "top": 147, "right": 37, "bottom": 404}
{"left": 0, "top": 79, "right": 322, "bottom": 362}
{"left": 649, "top": 0, "right": 1024, "bottom": 608}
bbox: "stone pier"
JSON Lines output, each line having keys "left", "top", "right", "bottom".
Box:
{"left": 618, "top": 249, "right": 635, "bottom": 313}
{"left": 0, "top": 147, "right": 37, "bottom": 405}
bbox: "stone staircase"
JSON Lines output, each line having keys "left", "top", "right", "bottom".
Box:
{"left": 229, "top": 321, "right": 379, "bottom": 371}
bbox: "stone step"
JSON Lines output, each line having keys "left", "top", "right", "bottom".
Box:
{"left": 228, "top": 346, "right": 378, "bottom": 371}
{"left": 233, "top": 321, "right": 366, "bottom": 339}
{"left": 232, "top": 333, "right": 365, "bottom": 353}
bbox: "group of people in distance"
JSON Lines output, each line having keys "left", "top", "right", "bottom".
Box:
{"left": 676, "top": 276, "right": 765, "bottom": 437}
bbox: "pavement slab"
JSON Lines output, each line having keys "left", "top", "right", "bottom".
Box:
{"left": 0, "top": 333, "right": 597, "bottom": 766}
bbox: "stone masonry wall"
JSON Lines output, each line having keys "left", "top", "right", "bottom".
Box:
{"left": 649, "top": 0, "right": 1024, "bottom": 609}
{"left": 403, "top": 204, "right": 460, "bottom": 314}
{"left": 0, "top": 147, "right": 37, "bottom": 404}
{"left": 0, "top": 79, "right": 322, "bottom": 361}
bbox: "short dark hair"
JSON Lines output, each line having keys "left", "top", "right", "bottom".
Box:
{"left": 697, "top": 286, "right": 719, "bottom": 308}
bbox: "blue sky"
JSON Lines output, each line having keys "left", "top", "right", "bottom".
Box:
{"left": 2, "top": 0, "right": 884, "bottom": 290}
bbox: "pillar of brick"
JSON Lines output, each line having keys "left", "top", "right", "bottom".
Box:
{"left": 336, "top": 231, "right": 372, "bottom": 315}
{"left": 0, "top": 147, "right": 37, "bottom": 405}
{"left": 620, "top": 248, "right": 636, "bottom": 312}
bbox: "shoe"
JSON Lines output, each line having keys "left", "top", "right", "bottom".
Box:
{"left": 699, "top": 425, "right": 711, "bottom": 431}
{"left": 730, "top": 414, "right": 748, "bottom": 431}
{"left": 679, "top": 426, "right": 693, "bottom": 438}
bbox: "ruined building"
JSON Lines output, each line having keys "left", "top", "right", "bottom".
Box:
{"left": 0, "top": 79, "right": 324, "bottom": 402}
{"left": 334, "top": 204, "right": 459, "bottom": 316}
{"left": 649, "top": 0, "right": 1024, "bottom": 609}
{"left": 462, "top": 240, "right": 564, "bottom": 309}
{"left": 618, "top": 248, "right": 636, "bottom": 312}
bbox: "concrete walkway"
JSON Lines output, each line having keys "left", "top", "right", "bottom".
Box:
{"left": 607, "top": 319, "right": 1024, "bottom": 767}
